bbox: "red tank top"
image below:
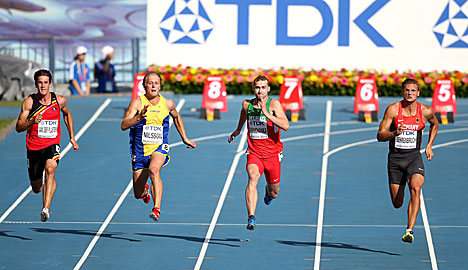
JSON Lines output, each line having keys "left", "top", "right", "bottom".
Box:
{"left": 26, "top": 93, "right": 61, "bottom": 150}
{"left": 246, "top": 98, "right": 283, "bottom": 158}
{"left": 389, "top": 101, "right": 425, "bottom": 153}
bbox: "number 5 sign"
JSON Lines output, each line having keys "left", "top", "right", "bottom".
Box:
{"left": 432, "top": 79, "right": 457, "bottom": 115}
{"left": 354, "top": 78, "right": 379, "bottom": 114}
{"left": 202, "top": 75, "right": 228, "bottom": 112}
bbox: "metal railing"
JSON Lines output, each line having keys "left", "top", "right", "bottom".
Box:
{"left": 0, "top": 37, "right": 146, "bottom": 85}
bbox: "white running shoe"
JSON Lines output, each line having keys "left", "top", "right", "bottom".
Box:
{"left": 41, "top": 208, "right": 50, "bottom": 222}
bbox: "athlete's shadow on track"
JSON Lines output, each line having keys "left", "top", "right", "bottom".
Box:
{"left": 276, "top": 240, "right": 400, "bottom": 256}
{"left": 0, "top": 230, "right": 32, "bottom": 240}
{"left": 136, "top": 233, "right": 242, "bottom": 247}
{"left": 31, "top": 228, "right": 141, "bottom": 242}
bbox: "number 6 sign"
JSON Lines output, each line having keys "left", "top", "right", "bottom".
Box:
{"left": 432, "top": 79, "right": 457, "bottom": 115}
{"left": 354, "top": 78, "right": 379, "bottom": 114}
{"left": 202, "top": 75, "right": 228, "bottom": 112}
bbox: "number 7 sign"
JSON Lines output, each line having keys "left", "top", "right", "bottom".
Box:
{"left": 279, "top": 77, "right": 303, "bottom": 112}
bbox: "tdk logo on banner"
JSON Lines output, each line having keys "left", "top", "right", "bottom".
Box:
{"left": 217, "top": 0, "right": 392, "bottom": 47}
{"left": 433, "top": 0, "right": 468, "bottom": 48}
{"left": 160, "top": 0, "right": 214, "bottom": 44}
{"left": 160, "top": 0, "right": 392, "bottom": 47}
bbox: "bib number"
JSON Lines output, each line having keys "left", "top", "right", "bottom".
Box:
{"left": 105, "top": 81, "right": 113, "bottom": 92}
{"left": 249, "top": 116, "right": 268, "bottom": 139}
{"left": 38, "top": 120, "right": 58, "bottom": 138}
{"left": 142, "top": 125, "right": 163, "bottom": 144}
{"left": 395, "top": 130, "right": 417, "bottom": 149}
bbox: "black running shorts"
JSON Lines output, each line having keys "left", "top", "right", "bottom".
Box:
{"left": 387, "top": 151, "right": 425, "bottom": 185}
{"left": 27, "top": 144, "right": 60, "bottom": 182}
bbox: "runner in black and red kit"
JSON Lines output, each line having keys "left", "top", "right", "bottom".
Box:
{"left": 229, "top": 76, "right": 289, "bottom": 230}
{"left": 377, "top": 78, "right": 438, "bottom": 243}
{"left": 16, "top": 69, "right": 79, "bottom": 222}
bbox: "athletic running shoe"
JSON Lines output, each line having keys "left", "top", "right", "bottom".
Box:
{"left": 247, "top": 215, "right": 256, "bottom": 230}
{"left": 264, "top": 186, "right": 273, "bottom": 205}
{"left": 41, "top": 208, "right": 50, "bottom": 222}
{"left": 141, "top": 183, "right": 151, "bottom": 204}
{"left": 402, "top": 231, "right": 414, "bottom": 243}
{"left": 150, "top": 207, "right": 160, "bottom": 221}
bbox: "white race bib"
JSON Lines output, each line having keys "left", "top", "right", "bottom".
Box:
{"left": 142, "top": 125, "right": 163, "bottom": 144}
{"left": 105, "top": 81, "right": 113, "bottom": 92}
{"left": 395, "top": 130, "right": 417, "bottom": 149}
{"left": 249, "top": 116, "right": 268, "bottom": 139}
{"left": 38, "top": 120, "right": 58, "bottom": 138}
{"left": 81, "top": 81, "right": 87, "bottom": 93}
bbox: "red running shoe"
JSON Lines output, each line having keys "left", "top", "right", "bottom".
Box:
{"left": 141, "top": 183, "right": 151, "bottom": 204}
{"left": 150, "top": 207, "right": 160, "bottom": 221}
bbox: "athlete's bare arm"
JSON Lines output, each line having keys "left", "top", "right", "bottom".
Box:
{"left": 167, "top": 98, "right": 196, "bottom": 148}
{"left": 58, "top": 95, "right": 79, "bottom": 151}
{"left": 121, "top": 97, "right": 147, "bottom": 131}
{"left": 228, "top": 99, "right": 249, "bottom": 143}
{"left": 260, "top": 98, "right": 289, "bottom": 131}
{"left": 15, "top": 97, "right": 38, "bottom": 133}
{"left": 422, "top": 105, "right": 438, "bottom": 160}
{"left": 377, "top": 102, "right": 401, "bottom": 142}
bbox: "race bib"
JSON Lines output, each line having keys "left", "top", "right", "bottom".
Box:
{"left": 395, "top": 130, "right": 417, "bottom": 149}
{"left": 38, "top": 120, "right": 58, "bottom": 138}
{"left": 142, "top": 125, "right": 163, "bottom": 144}
{"left": 249, "top": 116, "right": 268, "bottom": 139}
{"left": 81, "top": 81, "right": 87, "bottom": 93}
{"left": 105, "top": 81, "right": 113, "bottom": 92}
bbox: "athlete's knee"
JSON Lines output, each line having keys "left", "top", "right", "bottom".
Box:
{"left": 30, "top": 181, "right": 42, "bottom": 193}
{"left": 148, "top": 167, "right": 161, "bottom": 178}
{"left": 133, "top": 190, "right": 144, "bottom": 199}
{"left": 269, "top": 186, "right": 279, "bottom": 198}
{"left": 391, "top": 199, "right": 403, "bottom": 209}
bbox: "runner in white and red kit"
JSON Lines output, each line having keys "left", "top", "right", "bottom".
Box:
{"left": 16, "top": 69, "right": 79, "bottom": 222}
{"left": 377, "top": 78, "right": 438, "bottom": 243}
{"left": 229, "top": 76, "right": 289, "bottom": 230}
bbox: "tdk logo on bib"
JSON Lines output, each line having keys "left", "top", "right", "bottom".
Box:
{"left": 160, "top": 0, "right": 214, "bottom": 44}
{"left": 433, "top": 0, "right": 468, "bottom": 48}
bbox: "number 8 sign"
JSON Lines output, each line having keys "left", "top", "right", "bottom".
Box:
{"left": 202, "top": 75, "right": 228, "bottom": 112}
{"left": 432, "top": 79, "right": 457, "bottom": 114}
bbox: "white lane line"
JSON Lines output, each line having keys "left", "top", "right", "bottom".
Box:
{"left": 0, "top": 98, "right": 112, "bottom": 223}
{"left": 4, "top": 220, "right": 468, "bottom": 228}
{"left": 314, "top": 100, "right": 332, "bottom": 270}
{"left": 171, "top": 133, "right": 231, "bottom": 147}
{"left": 419, "top": 138, "right": 468, "bottom": 270}
{"left": 311, "top": 135, "right": 468, "bottom": 270}
{"left": 194, "top": 125, "right": 248, "bottom": 270}
{"left": 73, "top": 99, "right": 185, "bottom": 270}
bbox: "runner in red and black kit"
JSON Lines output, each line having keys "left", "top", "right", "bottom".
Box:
{"left": 16, "top": 69, "right": 79, "bottom": 222}
{"left": 377, "top": 78, "right": 438, "bottom": 243}
{"left": 229, "top": 76, "right": 289, "bottom": 230}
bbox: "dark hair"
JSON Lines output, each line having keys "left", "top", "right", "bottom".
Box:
{"left": 34, "top": 69, "right": 53, "bottom": 85}
{"left": 402, "top": 78, "right": 419, "bottom": 90}
{"left": 142, "top": 71, "right": 162, "bottom": 86}
{"left": 253, "top": 75, "right": 269, "bottom": 86}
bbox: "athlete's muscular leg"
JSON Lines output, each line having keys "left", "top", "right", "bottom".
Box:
{"left": 267, "top": 184, "right": 280, "bottom": 199}
{"left": 407, "top": 174, "right": 424, "bottom": 230}
{"left": 42, "top": 159, "right": 57, "bottom": 209}
{"left": 389, "top": 183, "right": 405, "bottom": 209}
{"left": 246, "top": 164, "right": 261, "bottom": 216}
{"left": 132, "top": 169, "right": 149, "bottom": 199}
{"left": 148, "top": 153, "right": 166, "bottom": 209}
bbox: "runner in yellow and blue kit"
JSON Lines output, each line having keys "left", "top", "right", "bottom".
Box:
{"left": 130, "top": 94, "right": 171, "bottom": 170}
{"left": 122, "top": 71, "right": 196, "bottom": 221}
